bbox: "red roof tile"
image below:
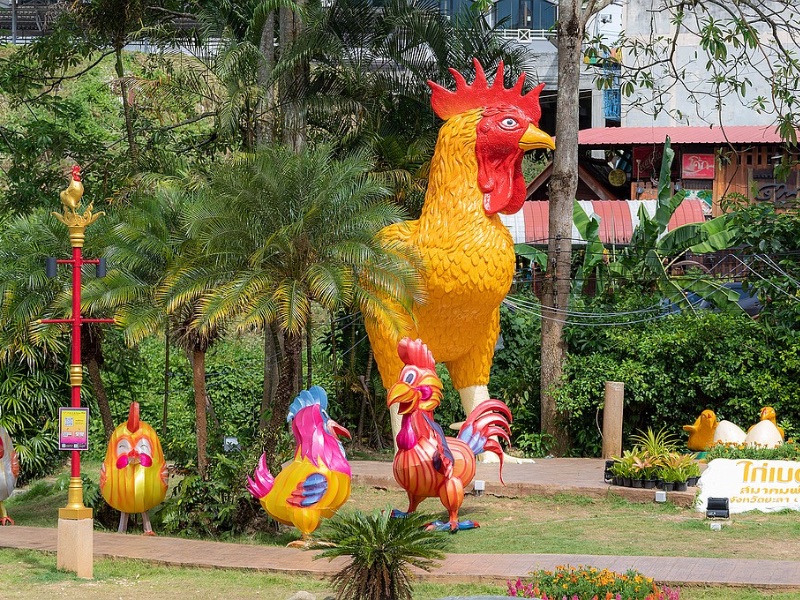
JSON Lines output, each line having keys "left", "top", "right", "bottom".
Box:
{"left": 577, "top": 125, "right": 786, "bottom": 146}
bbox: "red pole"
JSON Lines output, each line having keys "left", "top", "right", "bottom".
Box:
{"left": 70, "top": 245, "right": 82, "bottom": 479}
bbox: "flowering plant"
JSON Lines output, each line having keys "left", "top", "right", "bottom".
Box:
{"left": 507, "top": 565, "right": 680, "bottom": 599}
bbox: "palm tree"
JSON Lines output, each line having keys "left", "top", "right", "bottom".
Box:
{"left": 176, "top": 143, "right": 421, "bottom": 468}
{"left": 87, "top": 180, "right": 226, "bottom": 476}
{"left": 0, "top": 211, "right": 74, "bottom": 477}
{"left": 281, "top": 0, "right": 533, "bottom": 214}
{"left": 313, "top": 509, "right": 449, "bottom": 600}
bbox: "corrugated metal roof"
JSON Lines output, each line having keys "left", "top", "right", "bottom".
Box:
{"left": 500, "top": 199, "right": 706, "bottom": 246}
{"left": 577, "top": 125, "right": 786, "bottom": 146}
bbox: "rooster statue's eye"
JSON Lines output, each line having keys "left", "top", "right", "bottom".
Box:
{"left": 499, "top": 117, "right": 519, "bottom": 130}
{"left": 402, "top": 369, "right": 417, "bottom": 385}
{"left": 135, "top": 438, "right": 152, "bottom": 456}
{"left": 116, "top": 439, "right": 131, "bottom": 456}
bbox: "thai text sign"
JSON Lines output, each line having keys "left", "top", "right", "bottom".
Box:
{"left": 697, "top": 458, "right": 800, "bottom": 513}
{"left": 59, "top": 407, "right": 89, "bottom": 451}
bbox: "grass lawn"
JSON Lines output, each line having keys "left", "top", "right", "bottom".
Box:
{"left": 0, "top": 548, "right": 798, "bottom": 600}
{"left": 5, "top": 464, "right": 800, "bottom": 598}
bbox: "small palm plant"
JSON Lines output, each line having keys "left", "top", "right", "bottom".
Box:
{"left": 312, "top": 509, "right": 449, "bottom": 600}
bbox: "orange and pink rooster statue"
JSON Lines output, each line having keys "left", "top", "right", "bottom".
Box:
{"left": 388, "top": 338, "right": 511, "bottom": 532}
{"left": 363, "top": 59, "right": 554, "bottom": 462}
{"left": 0, "top": 425, "right": 19, "bottom": 525}
{"left": 100, "top": 402, "right": 168, "bottom": 535}
{"left": 247, "top": 386, "right": 352, "bottom": 547}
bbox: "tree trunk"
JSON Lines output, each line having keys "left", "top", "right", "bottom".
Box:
{"left": 261, "top": 329, "right": 302, "bottom": 469}
{"left": 114, "top": 45, "right": 138, "bottom": 161}
{"left": 191, "top": 348, "right": 209, "bottom": 476}
{"left": 87, "top": 356, "right": 114, "bottom": 439}
{"left": 163, "top": 323, "right": 170, "bottom": 438}
{"left": 539, "top": 0, "right": 584, "bottom": 454}
{"left": 255, "top": 10, "right": 276, "bottom": 145}
{"left": 279, "top": 4, "right": 306, "bottom": 151}
{"left": 306, "top": 322, "right": 312, "bottom": 388}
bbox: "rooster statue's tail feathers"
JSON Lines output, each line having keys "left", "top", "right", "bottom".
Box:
{"left": 246, "top": 453, "right": 275, "bottom": 499}
{"left": 457, "top": 399, "right": 512, "bottom": 483}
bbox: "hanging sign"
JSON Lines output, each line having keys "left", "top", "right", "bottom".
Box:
{"left": 681, "top": 153, "right": 715, "bottom": 179}
{"left": 59, "top": 407, "right": 89, "bottom": 451}
{"left": 696, "top": 458, "right": 800, "bottom": 514}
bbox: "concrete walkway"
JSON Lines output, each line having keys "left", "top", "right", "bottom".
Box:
{"left": 1, "top": 459, "right": 799, "bottom": 589}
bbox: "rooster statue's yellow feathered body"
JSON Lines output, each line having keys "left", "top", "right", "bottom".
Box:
{"left": 0, "top": 425, "right": 19, "bottom": 525}
{"left": 100, "top": 402, "right": 168, "bottom": 535}
{"left": 247, "top": 386, "right": 352, "bottom": 547}
{"left": 388, "top": 338, "right": 511, "bottom": 531}
{"left": 364, "top": 60, "right": 555, "bottom": 452}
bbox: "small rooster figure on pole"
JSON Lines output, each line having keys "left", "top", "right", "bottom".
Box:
{"left": 388, "top": 337, "right": 511, "bottom": 532}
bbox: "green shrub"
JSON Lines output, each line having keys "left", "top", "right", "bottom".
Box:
{"left": 313, "top": 509, "right": 449, "bottom": 600}
{"left": 705, "top": 440, "right": 800, "bottom": 462}
{"left": 556, "top": 312, "right": 800, "bottom": 456}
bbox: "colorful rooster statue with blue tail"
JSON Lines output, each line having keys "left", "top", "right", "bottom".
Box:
{"left": 0, "top": 425, "right": 19, "bottom": 525}
{"left": 247, "top": 386, "right": 352, "bottom": 547}
{"left": 388, "top": 337, "right": 511, "bottom": 532}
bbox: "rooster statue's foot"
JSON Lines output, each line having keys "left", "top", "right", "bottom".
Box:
{"left": 0, "top": 517, "right": 13, "bottom": 526}
{"left": 390, "top": 508, "right": 410, "bottom": 519}
{"left": 287, "top": 539, "right": 311, "bottom": 549}
{"left": 478, "top": 451, "right": 534, "bottom": 464}
{"left": 425, "top": 519, "right": 480, "bottom": 533}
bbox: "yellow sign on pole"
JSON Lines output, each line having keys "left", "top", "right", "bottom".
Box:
{"left": 58, "top": 407, "right": 89, "bottom": 451}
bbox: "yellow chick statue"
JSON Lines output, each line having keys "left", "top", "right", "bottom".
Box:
{"left": 748, "top": 406, "right": 785, "bottom": 439}
{"left": 100, "top": 402, "right": 168, "bottom": 535}
{"left": 683, "top": 409, "right": 719, "bottom": 452}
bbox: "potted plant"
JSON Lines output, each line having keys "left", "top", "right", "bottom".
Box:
{"left": 632, "top": 454, "right": 658, "bottom": 489}
{"left": 610, "top": 451, "right": 636, "bottom": 486}
{"left": 659, "top": 453, "right": 691, "bottom": 491}
{"left": 686, "top": 461, "right": 702, "bottom": 487}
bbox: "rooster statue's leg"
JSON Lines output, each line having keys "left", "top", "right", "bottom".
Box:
{"left": 118, "top": 512, "right": 129, "bottom": 534}
{"left": 141, "top": 511, "right": 156, "bottom": 536}
{"left": 391, "top": 492, "right": 426, "bottom": 519}
{"left": 424, "top": 478, "right": 479, "bottom": 532}
{"left": 459, "top": 386, "right": 534, "bottom": 464}
{"left": 0, "top": 502, "right": 12, "bottom": 526}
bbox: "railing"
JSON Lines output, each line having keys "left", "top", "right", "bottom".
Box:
{"left": 496, "top": 28, "right": 555, "bottom": 42}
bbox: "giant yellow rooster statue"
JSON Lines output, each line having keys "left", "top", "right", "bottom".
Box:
{"left": 0, "top": 425, "right": 19, "bottom": 525}
{"left": 364, "top": 59, "right": 554, "bottom": 461}
{"left": 247, "top": 386, "right": 352, "bottom": 548}
{"left": 388, "top": 337, "right": 511, "bottom": 532}
{"left": 100, "top": 402, "right": 168, "bottom": 535}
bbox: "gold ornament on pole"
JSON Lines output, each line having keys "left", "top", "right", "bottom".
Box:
{"left": 52, "top": 165, "right": 104, "bottom": 249}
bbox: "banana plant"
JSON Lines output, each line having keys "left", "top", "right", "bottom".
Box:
{"left": 607, "top": 137, "right": 742, "bottom": 312}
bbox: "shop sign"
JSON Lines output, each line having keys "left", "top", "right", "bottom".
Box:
{"left": 682, "top": 153, "right": 715, "bottom": 179}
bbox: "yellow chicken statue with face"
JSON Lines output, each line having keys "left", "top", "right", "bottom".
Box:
{"left": 100, "top": 403, "right": 168, "bottom": 534}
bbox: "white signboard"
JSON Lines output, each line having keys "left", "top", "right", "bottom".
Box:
{"left": 697, "top": 458, "right": 800, "bottom": 514}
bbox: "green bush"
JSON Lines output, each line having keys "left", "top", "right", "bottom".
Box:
{"left": 556, "top": 311, "right": 800, "bottom": 456}
{"left": 705, "top": 440, "right": 800, "bottom": 462}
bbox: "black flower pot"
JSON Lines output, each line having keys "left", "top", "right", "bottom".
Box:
{"left": 687, "top": 476, "right": 699, "bottom": 487}
{"left": 623, "top": 477, "right": 633, "bottom": 487}
{"left": 662, "top": 481, "right": 675, "bottom": 491}
{"left": 643, "top": 479, "right": 657, "bottom": 489}
{"left": 674, "top": 481, "right": 688, "bottom": 492}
